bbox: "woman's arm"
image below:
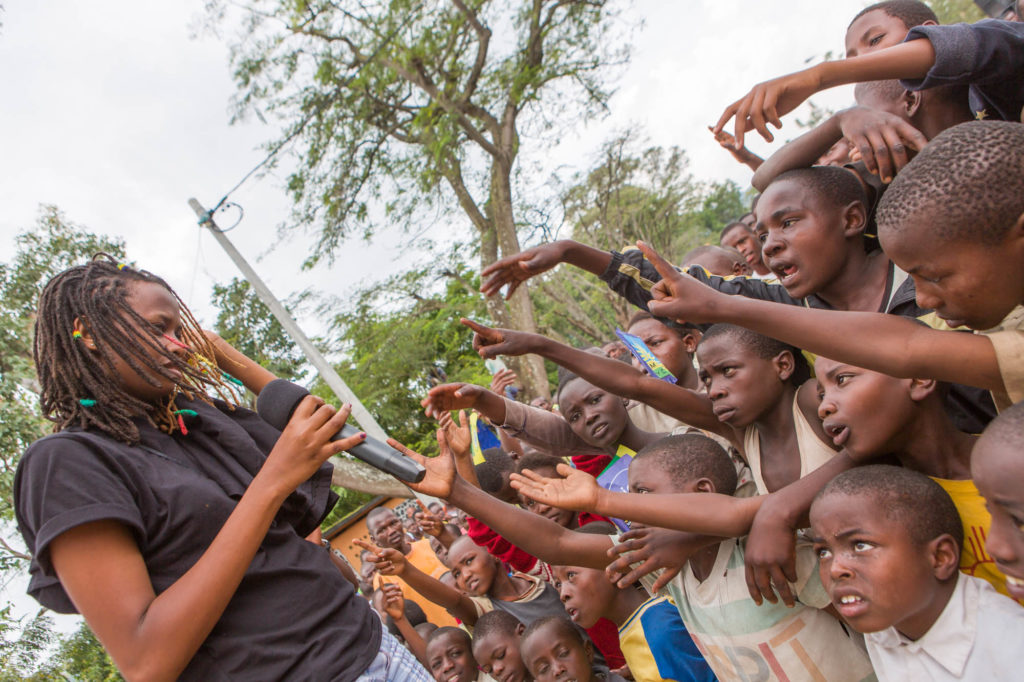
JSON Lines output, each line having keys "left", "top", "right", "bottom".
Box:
{"left": 49, "top": 396, "right": 364, "bottom": 682}
{"left": 203, "top": 330, "right": 278, "bottom": 396}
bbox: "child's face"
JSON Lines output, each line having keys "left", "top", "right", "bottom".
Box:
{"left": 814, "top": 357, "right": 918, "bottom": 459}
{"left": 448, "top": 538, "right": 497, "bottom": 596}
{"left": 97, "top": 281, "right": 187, "bottom": 402}
{"left": 844, "top": 10, "right": 910, "bottom": 58}
{"left": 810, "top": 492, "right": 955, "bottom": 639}
{"left": 473, "top": 629, "right": 530, "bottom": 682}
{"left": 558, "top": 378, "right": 629, "bottom": 450}
{"left": 519, "top": 466, "right": 576, "bottom": 528}
{"left": 971, "top": 434, "right": 1024, "bottom": 600}
{"left": 626, "top": 318, "right": 694, "bottom": 378}
{"left": 426, "top": 631, "right": 478, "bottom": 682}
{"left": 721, "top": 224, "right": 765, "bottom": 273}
{"left": 520, "top": 622, "right": 594, "bottom": 682}
{"left": 627, "top": 455, "right": 698, "bottom": 530}
{"left": 552, "top": 564, "right": 617, "bottom": 629}
{"left": 755, "top": 179, "right": 855, "bottom": 299}
{"left": 882, "top": 227, "right": 1024, "bottom": 330}
{"left": 697, "top": 335, "right": 791, "bottom": 428}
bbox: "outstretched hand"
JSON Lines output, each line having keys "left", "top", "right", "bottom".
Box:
{"left": 437, "top": 409, "right": 472, "bottom": 460}
{"left": 462, "top": 318, "right": 537, "bottom": 359}
{"left": 489, "top": 368, "right": 519, "bottom": 395}
{"left": 422, "top": 383, "right": 486, "bottom": 419}
{"left": 605, "top": 527, "right": 701, "bottom": 592}
{"left": 713, "top": 68, "right": 822, "bottom": 149}
{"left": 837, "top": 106, "right": 928, "bottom": 182}
{"left": 386, "top": 429, "right": 458, "bottom": 500}
{"left": 636, "top": 241, "right": 725, "bottom": 325}
{"left": 480, "top": 242, "right": 567, "bottom": 299}
{"left": 353, "top": 539, "right": 408, "bottom": 576}
{"left": 509, "top": 463, "right": 602, "bottom": 513}
{"left": 379, "top": 582, "right": 407, "bottom": 622}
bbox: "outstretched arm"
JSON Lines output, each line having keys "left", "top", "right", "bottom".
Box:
{"left": 510, "top": 464, "right": 763, "bottom": 538}
{"left": 387, "top": 433, "right": 615, "bottom": 570}
{"left": 637, "top": 241, "right": 1006, "bottom": 396}
{"left": 714, "top": 38, "right": 937, "bottom": 149}
{"left": 480, "top": 240, "right": 613, "bottom": 300}
{"left": 203, "top": 330, "right": 278, "bottom": 396}
{"left": 380, "top": 583, "right": 429, "bottom": 667}
{"left": 463, "top": 319, "right": 734, "bottom": 443}
{"left": 356, "top": 539, "right": 481, "bottom": 625}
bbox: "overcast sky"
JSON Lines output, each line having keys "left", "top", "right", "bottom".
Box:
{"left": 0, "top": 0, "right": 865, "bottom": 631}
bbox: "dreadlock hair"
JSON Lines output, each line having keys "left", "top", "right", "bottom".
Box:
{"left": 848, "top": 1, "right": 938, "bottom": 30}
{"left": 877, "top": 121, "right": 1024, "bottom": 246}
{"left": 699, "top": 324, "right": 811, "bottom": 386}
{"left": 34, "top": 254, "right": 239, "bottom": 443}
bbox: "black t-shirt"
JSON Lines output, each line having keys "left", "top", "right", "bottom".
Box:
{"left": 14, "top": 398, "right": 381, "bottom": 681}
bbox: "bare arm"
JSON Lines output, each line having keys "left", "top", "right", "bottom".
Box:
{"left": 638, "top": 241, "right": 1006, "bottom": 395}
{"left": 715, "top": 38, "right": 937, "bottom": 149}
{"left": 203, "top": 330, "right": 278, "bottom": 396}
{"left": 464, "top": 319, "right": 734, "bottom": 442}
{"left": 480, "top": 240, "right": 614, "bottom": 300}
{"left": 510, "top": 464, "right": 763, "bottom": 538}
{"left": 49, "top": 398, "right": 363, "bottom": 682}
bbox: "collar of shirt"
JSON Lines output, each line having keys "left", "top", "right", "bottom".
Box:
{"left": 867, "top": 572, "right": 976, "bottom": 677}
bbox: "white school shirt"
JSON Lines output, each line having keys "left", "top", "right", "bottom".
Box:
{"left": 865, "top": 572, "right": 1024, "bottom": 681}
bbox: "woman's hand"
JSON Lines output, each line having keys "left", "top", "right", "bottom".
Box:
{"left": 258, "top": 396, "right": 365, "bottom": 499}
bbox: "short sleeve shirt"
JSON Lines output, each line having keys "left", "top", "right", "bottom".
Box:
{"left": 14, "top": 398, "right": 381, "bottom": 681}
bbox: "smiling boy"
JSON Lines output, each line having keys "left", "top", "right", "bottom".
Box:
{"left": 810, "top": 466, "right": 1024, "bottom": 680}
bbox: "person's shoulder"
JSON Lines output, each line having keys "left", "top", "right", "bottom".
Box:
{"left": 969, "top": 574, "right": 1024, "bottom": 622}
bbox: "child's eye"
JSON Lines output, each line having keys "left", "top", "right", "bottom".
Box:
{"left": 757, "top": 232, "right": 767, "bottom": 243}
{"left": 722, "top": 367, "right": 736, "bottom": 377}
{"left": 869, "top": 33, "right": 885, "bottom": 46}
{"left": 782, "top": 218, "right": 797, "bottom": 228}
{"left": 836, "top": 374, "right": 852, "bottom": 386}
{"left": 853, "top": 541, "right": 873, "bottom": 552}
{"left": 815, "top": 546, "right": 832, "bottom": 560}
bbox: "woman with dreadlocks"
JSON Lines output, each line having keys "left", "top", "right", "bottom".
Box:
{"left": 13, "top": 256, "right": 432, "bottom": 681}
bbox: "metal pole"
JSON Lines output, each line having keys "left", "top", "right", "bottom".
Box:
{"left": 187, "top": 198, "right": 390, "bottom": 442}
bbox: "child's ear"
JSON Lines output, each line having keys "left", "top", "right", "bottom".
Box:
{"left": 584, "top": 638, "right": 594, "bottom": 666}
{"left": 903, "top": 90, "right": 923, "bottom": 119}
{"left": 841, "top": 201, "right": 868, "bottom": 239}
{"left": 515, "top": 622, "right": 525, "bottom": 636}
{"left": 907, "top": 378, "right": 938, "bottom": 402}
{"left": 773, "top": 350, "right": 795, "bottom": 382}
{"left": 929, "top": 534, "right": 961, "bottom": 582}
{"left": 694, "top": 477, "right": 717, "bottom": 494}
{"left": 682, "top": 331, "right": 701, "bottom": 354}
{"left": 73, "top": 317, "right": 98, "bottom": 351}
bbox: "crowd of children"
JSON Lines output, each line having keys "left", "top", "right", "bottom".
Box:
{"left": 10, "top": 1, "right": 1024, "bottom": 680}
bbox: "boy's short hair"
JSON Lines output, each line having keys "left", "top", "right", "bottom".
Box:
{"left": 426, "top": 625, "right": 473, "bottom": 648}
{"left": 633, "top": 434, "right": 738, "bottom": 496}
{"left": 877, "top": 121, "right": 1024, "bottom": 245}
{"left": 816, "top": 464, "right": 963, "bottom": 548}
{"left": 771, "top": 166, "right": 867, "bottom": 212}
{"left": 521, "top": 614, "right": 585, "bottom": 648}
{"left": 848, "top": 1, "right": 938, "bottom": 29}
{"left": 476, "top": 460, "right": 511, "bottom": 496}
{"left": 573, "top": 521, "right": 618, "bottom": 535}
{"left": 473, "top": 609, "right": 522, "bottom": 643}
{"left": 720, "top": 221, "right": 749, "bottom": 241}
{"left": 700, "top": 323, "right": 811, "bottom": 385}
{"left": 854, "top": 79, "right": 907, "bottom": 104}
{"left": 978, "top": 400, "right": 1024, "bottom": 450}
{"left": 516, "top": 452, "right": 564, "bottom": 476}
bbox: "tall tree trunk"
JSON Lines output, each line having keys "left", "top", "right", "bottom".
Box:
{"left": 489, "top": 160, "right": 551, "bottom": 399}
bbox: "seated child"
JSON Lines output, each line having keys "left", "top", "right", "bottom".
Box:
{"left": 520, "top": 616, "right": 628, "bottom": 682}
{"left": 553, "top": 524, "right": 715, "bottom": 682}
{"left": 394, "top": 430, "right": 874, "bottom": 681}
{"left": 471, "top": 610, "right": 531, "bottom": 682}
{"left": 425, "top": 627, "right": 495, "bottom": 682}
{"left": 809, "top": 465, "right": 1024, "bottom": 680}
{"left": 634, "top": 122, "right": 1024, "bottom": 413}
{"left": 970, "top": 401, "right": 1024, "bottom": 602}
{"left": 682, "top": 244, "right": 751, "bottom": 278}
{"left": 814, "top": 355, "right": 1017, "bottom": 599}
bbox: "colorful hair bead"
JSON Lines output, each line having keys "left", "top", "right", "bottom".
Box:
{"left": 78, "top": 398, "right": 97, "bottom": 407}
{"left": 72, "top": 330, "right": 83, "bottom": 339}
